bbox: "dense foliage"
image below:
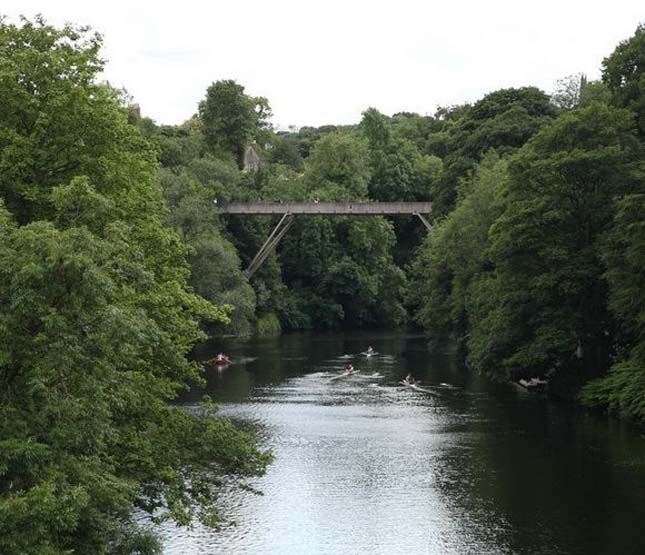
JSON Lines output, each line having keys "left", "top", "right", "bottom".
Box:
{"left": 139, "top": 24, "right": 644, "bottom": 421}
{"left": 143, "top": 95, "right": 418, "bottom": 333}
{"left": 411, "top": 25, "right": 645, "bottom": 420}
{"left": 1, "top": 14, "right": 644, "bottom": 554}
{"left": 0, "top": 17, "right": 269, "bottom": 554}
{"left": 198, "top": 80, "right": 271, "bottom": 167}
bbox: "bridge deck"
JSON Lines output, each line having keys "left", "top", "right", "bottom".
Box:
{"left": 218, "top": 201, "right": 432, "bottom": 215}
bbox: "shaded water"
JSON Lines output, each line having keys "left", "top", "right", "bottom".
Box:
{"left": 159, "top": 332, "right": 645, "bottom": 554}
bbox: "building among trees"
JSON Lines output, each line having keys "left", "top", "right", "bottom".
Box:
{"left": 244, "top": 143, "right": 262, "bottom": 172}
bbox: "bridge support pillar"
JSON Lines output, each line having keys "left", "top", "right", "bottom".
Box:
{"left": 414, "top": 213, "right": 433, "bottom": 231}
{"left": 246, "top": 213, "right": 295, "bottom": 277}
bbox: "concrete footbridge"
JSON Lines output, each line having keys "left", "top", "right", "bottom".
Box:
{"left": 218, "top": 201, "right": 433, "bottom": 216}
{"left": 218, "top": 202, "right": 433, "bottom": 277}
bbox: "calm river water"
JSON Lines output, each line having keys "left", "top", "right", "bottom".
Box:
{"left": 158, "top": 332, "right": 645, "bottom": 554}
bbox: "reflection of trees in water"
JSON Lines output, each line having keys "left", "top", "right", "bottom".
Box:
{"left": 432, "top": 395, "right": 645, "bottom": 555}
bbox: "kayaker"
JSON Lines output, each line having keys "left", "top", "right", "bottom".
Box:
{"left": 344, "top": 363, "right": 354, "bottom": 373}
{"left": 367, "top": 346, "right": 374, "bottom": 354}
{"left": 404, "top": 373, "right": 415, "bottom": 385}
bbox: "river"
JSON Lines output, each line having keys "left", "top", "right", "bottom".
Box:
{"left": 157, "top": 332, "right": 645, "bottom": 554}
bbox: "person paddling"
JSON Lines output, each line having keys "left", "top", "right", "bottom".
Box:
{"left": 404, "top": 372, "right": 415, "bottom": 385}
{"left": 344, "top": 362, "right": 354, "bottom": 374}
{"left": 215, "top": 353, "right": 230, "bottom": 363}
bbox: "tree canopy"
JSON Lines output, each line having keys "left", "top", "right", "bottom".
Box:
{"left": 0, "top": 17, "right": 269, "bottom": 554}
{"left": 198, "top": 79, "right": 271, "bottom": 167}
{"left": 602, "top": 23, "right": 645, "bottom": 135}
{"left": 2, "top": 15, "right": 645, "bottom": 555}
{"left": 410, "top": 24, "right": 645, "bottom": 419}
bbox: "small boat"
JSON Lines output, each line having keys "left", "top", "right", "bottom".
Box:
{"left": 355, "top": 372, "right": 382, "bottom": 380}
{"left": 205, "top": 355, "right": 232, "bottom": 367}
{"left": 399, "top": 380, "right": 440, "bottom": 396}
{"left": 516, "top": 377, "right": 548, "bottom": 392}
{"left": 330, "top": 370, "right": 360, "bottom": 381}
{"left": 364, "top": 347, "right": 378, "bottom": 358}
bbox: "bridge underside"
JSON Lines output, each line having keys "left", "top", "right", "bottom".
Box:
{"left": 218, "top": 202, "right": 433, "bottom": 277}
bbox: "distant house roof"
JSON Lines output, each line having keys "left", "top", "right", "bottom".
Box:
{"left": 243, "top": 143, "right": 262, "bottom": 173}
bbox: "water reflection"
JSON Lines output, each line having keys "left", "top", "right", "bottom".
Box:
{"left": 158, "top": 333, "right": 645, "bottom": 554}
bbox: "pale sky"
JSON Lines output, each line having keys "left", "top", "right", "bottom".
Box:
{"left": 3, "top": 1, "right": 643, "bottom": 129}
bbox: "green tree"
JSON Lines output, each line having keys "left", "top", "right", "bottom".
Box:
{"left": 431, "top": 87, "right": 555, "bottom": 215}
{"left": 198, "top": 79, "right": 271, "bottom": 166}
{"left": 468, "top": 103, "right": 643, "bottom": 391}
{"left": 0, "top": 17, "right": 144, "bottom": 224}
{"left": 279, "top": 215, "right": 406, "bottom": 329}
{"left": 141, "top": 118, "right": 207, "bottom": 169}
{"left": 411, "top": 154, "right": 507, "bottom": 345}
{"left": 551, "top": 74, "right": 586, "bottom": 110}
{"left": 360, "top": 108, "right": 441, "bottom": 201}
{"left": 0, "top": 212, "right": 270, "bottom": 554}
{"left": 579, "top": 80, "right": 612, "bottom": 107}
{"left": 602, "top": 24, "right": 645, "bottom": 135}
{"left": 269, "top": 134, "right": 304, "bottom": 171}
{"left": 390, "top": 112, "right": 442, "bottom": 151}
{"left": 0, "top": 18, "right": 269, "bottom": 553}
{"left": 580, "top": 193, "right": 645, "bottom": 419}
{"left": 306, "top": 132, "right": 370, "bottom": 199}
{"left": 160, "top": 163, "right": 257, "bottom": 336}
{"left": 552, "top": 74, "right": 612, "bottom": 111}
{"left": 275, "top": 132, "right": 407, "bottom": 329}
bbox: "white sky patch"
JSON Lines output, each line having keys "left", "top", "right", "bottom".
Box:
{"left": 3, "top": 0, "right": 643, "bottom": 128}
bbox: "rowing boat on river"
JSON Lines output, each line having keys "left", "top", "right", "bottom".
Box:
{"left": 205, "top": 356, "right": 232, "bottom": 368}
{"left": 399, "top": 380, "right": 440, "bottom": 396}
{"left": 355, "top": 372, "right": 382, "bottom": 380}
{"left": 330, "top": 370, "right": 360, "bottom": 381}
